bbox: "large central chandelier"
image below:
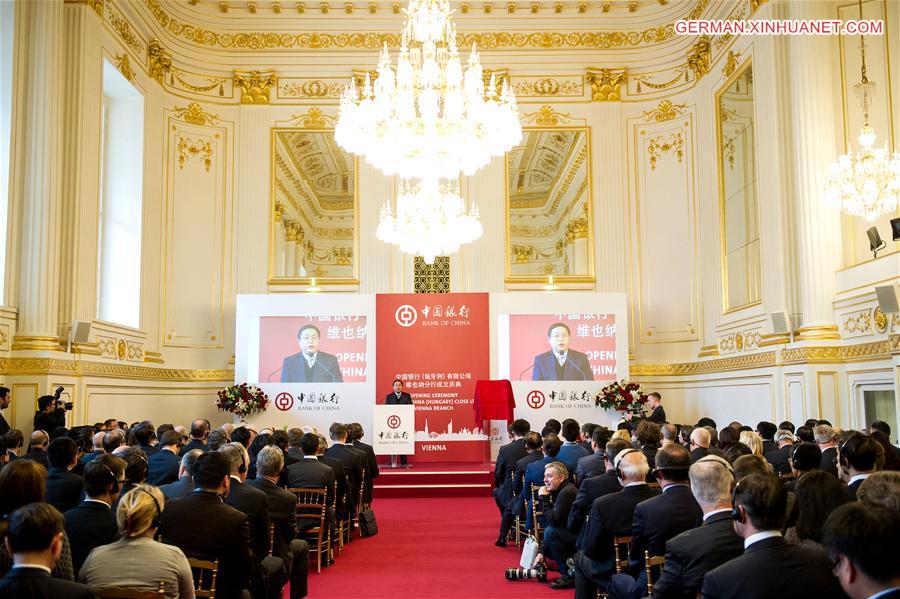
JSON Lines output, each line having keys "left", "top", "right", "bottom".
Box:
{"left": 824, "top": 0, "right": 900, "bottom": 221}
{"left": 335, "top": 0, "right": 521, "bottom": 263}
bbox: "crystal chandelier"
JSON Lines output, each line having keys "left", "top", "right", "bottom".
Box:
{"left": 824, "top": 0, "right": 900, "bottom": 221}
{"left": 377, "top": 178, "right": 483, "bottom": 264}
{"left": 336, "top": 0, "right": 522, "bottom": 180}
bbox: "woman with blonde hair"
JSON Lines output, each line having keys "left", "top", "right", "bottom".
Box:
{"left": 79, "top": 484, "right": 194, "bottom": 598}
{"left": 611, "top": 428, "right": 632, "bottom": 443}
{"left": 739, "top": 430, "right": 764, "bottom": 457}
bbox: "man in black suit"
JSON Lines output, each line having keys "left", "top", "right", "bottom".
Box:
{"left": 532, "top": 322, "right": 594, "bottom": 381}
{"left": 651, "top": 455, "right": 744, "bottom": 599}
{"left": 524, "top": 434, "right": 563, "bottom": 531}
{"left": 815, "top": 423, "right": 839, "bottom": 477}
{"left": 178, "top": 419, "right": 210, "bottom": 457}
{"left": 494, "top": 419, "right": 530, "bottom": 490}
{"left": 823, "top": 502, "right": 900, "bottom": 599}
{"left": 385, "top": 380, "right": 413, "bottom": 467}
{"left": 701, "top": 473, "right": 846, "bottom": 599}
{"left": 45, "top": 437, "right": 83, "bottom": 513}
{"left": 568, "top": 439, "right": 630, "bottom": 539}
{"left": 325, "top": 422, "right": 366, "bottom": 514}
{"left": 534, "top": 461, "right": 578, "bottom": 589}
{"left": 576, "top": 426, "right": 612, "bottom": 483}
{"left": 160, "top": 451, "right": 253, "bottom": 599}
{"left": 287, "top": 428, "right": 305, "bottom": 461}
{"left": 64, "top": 454, "right": 125, "bottom": 571}
{"left": 0, "top": 503, "right": 95, "bottom": 599}
{"left": 219, "top": 442, "right": 283, "bottom": 599}
{"left": 607, "top": 445, "right": 702, "bottom": 599}
{"left": 786, "top": 442, "right": 821, "bottom": 492}
{"left": 159, "top": 448, "right": 203, "bottom": 500}
{"left": 131, "top": 424, "right": 159, "bottom": 456}
{"left": 281, "top": 324, "right": 344, "bottom": 383}
{"left": 573, "top": 449, "right": 659, "bottom": 598}
{"left": 0, "top": 386, "right": 11, "bottom": 437}
{"left": 21, "top": 430, "right": 50, "bottom": 469}
{"left": 316, "top": 434, "right": 350, "bottom": 523}
{"left": 33, "top": 394, "right": 67, "bottom": 434}
{"left": 349, "top": 422, "right": 379, "bottom": 505}
{"left": 764, "top": 429, "right": 794, "bottom": 475}
{"left": 287, "top": 432, "right": 336, "bottom": 529}
{"left": 756, "top": 421, "right": 778, "bottom": 455}
{"left": 689, "top": 428, "right": 713, "bottom": 463}
{"left": 645, "top": 392, "right": 666, "bottom": 424}
{"left": 838, "top": 434, "right": 880, "bottom": 499}
{"left": 147, "top": 429, "right": 181, "bottom": 485}
{"left": 495, "top": 431, "right": 543, "bottom": 547}
{"left": 248, "top": 446, "right": 310, "bottom": 599}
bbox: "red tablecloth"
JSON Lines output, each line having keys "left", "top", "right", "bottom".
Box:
{"left": 473, "top": 379, "right": 516, "bottom": 421}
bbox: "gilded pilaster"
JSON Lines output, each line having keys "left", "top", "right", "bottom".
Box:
{"left": 236, "top": 107, "right": 270, "bottom": 290}
{"left": 594, "top": 102, "right": 627, "bottom": 294}
{"left": 13, "top": 0, "right": 65, "bottom": 350}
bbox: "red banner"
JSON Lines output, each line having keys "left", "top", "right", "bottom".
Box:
{"left": 376, "top": 293, "right": 490, "bottom": 462}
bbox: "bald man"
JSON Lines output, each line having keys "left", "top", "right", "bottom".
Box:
{"left": 22, "top": 430, "right": 51, "bottom": 469}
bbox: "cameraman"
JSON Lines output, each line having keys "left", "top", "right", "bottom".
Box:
{"left": 34, "top": 388, "right": 68, "bottom": 433}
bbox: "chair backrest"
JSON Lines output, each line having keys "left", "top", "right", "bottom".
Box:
{"left": 644, "top": 550, "right": 666, "bottom": 595}
{"left": 268, "top": 522, "right": 275, "bottom": 556}
{"left": 289, "top": 487, "right": 328, "bottom": 526}
{"left": 358, "top": 466, "right": 367, "bottom": 512}
{"left": 97, "top": 582, "right": 165, "bottom": 599}
{"left": 530, "top": 483, "right": 543, "bottom": 542}
{"left": 613, "top": 535, "right": 632, "bottom": 573}
{"left": 188, "top": 557, "right": 218, "bottom": 599}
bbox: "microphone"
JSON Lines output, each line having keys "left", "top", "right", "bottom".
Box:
{"left": 566, "top": 359, "right": 591, "bottom": 381}
{"left": 518, "top": 363, "right": 534, "bottom": 380}
{"left": 314, "top": 360, "right": 338, "bottom": 383}
{"left": 267, "top": 366, "right": 283, "bottom": 382}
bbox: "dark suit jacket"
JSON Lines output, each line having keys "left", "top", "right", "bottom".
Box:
{"left": 690, "top": 447, "right": 711, "bottom": 463}
{"left": 532, "top": 349, "right": 593, "bottom": 381}
{"left": 820, "top": 446, "right": 838, "bottom": 477}
{"left": 21, "top": 448, "right": 49, "bottom": 469}
{"left": 281, "top": 351, "right": 343, "bottom": 383}
{"left": 558, "top": 443, "right": 590, "bottom": 480}
{"left": 287, "top": 457, "right": 335, "bottom": 491}
{"left": 0, "top": 566, "right": 96, "bottom": 599}
{"left": 247, "top": 478, "right": 298, "bottom": 562}
{"left": 540, "top": 480, "right": 576, "bottom": 529}
{"left": 64, "top": 500, "right": 118, "bottom": 570}
{"left": 579, "top": 484, "right": 660, "bottom": 573}
{"left": 847, "top": 477, "right": 865, "bottom": 500}
{"left": 761, "top": 439, "right": 777, "bottom": 454}
{"left": 177, "top": 438, "right": 209, "bottom": 457}
{"left": 353, "top": 439, "right": 379, "bottom": 504}
{"left": 159, "top": 476, "right": 193, "bottom": 500}
{"left": 137, "top": 443, "right": 159, "bottom": 456}
{"left": 33, "top": 409, "right": 66, "bottom": 433}
{"left": 629, "top": 484, "right": 702, "bottom": 562}
{"left": 524, "top": 455, "right": 556, "bottom": 499}
{"left": 568, "top": 469, "right": 621, "bottom": 535}
{"left": 652, "top": 511, "right": 744, "bottom": 599}
{"left": 646, "top": 405, "right": 667, "bottom": 424}
{"left": 385, "top": 391, "right": 413, "bottom": 405}
{"left": 324, "top": 444, "right": 365, "bottom": 505}
{"left": 317, "top": 455, "right": 349, "bottom": 519}
{"left": 160, "top": 491, "right": 252, "bottom": 599}
{"left": 765, "top": 445, "right": 792, "bottom": 475}
{"left": 494, "top": 439, "right": 528, "bottom": 488}
{"left": 225, "top": 478, "right": 271, "bottom": 560}
{"left": 147, "top": 448, "right": 180, "bottom": 485}
{"left": 0, "top": 411, "right": 9, "bottom": 436}
{"left": 701, "top": 536, "right": 847, "bottom": 599}
{"left": 576, "top": 452, "right": 607, "bottom": 483}
{"left": 513, "top": 451, "right": 544, "bottom": 498}
{"left": 46, "top": 467, "right": 83, "bottom": 513}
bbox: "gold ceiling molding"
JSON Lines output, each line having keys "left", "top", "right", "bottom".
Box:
{"left": 0, "top": 357, "right": 233, "bottom": 382}
{"left": 107, "top": 1, "right": 146, "bottom": 57}
{"left": 585, "top": 68, "right": 627, "bottom": 102}
{"left": 171, "top": 102, "right": 221, "bottom": 126}
{"left": 633, "top": 65, "right": 689, "bottom": 93}
{"left": 234, "top": 70, "right": 277, "bottom": 104}
{"left": 279, "top": 79, "right": 345, "bottom": 99}
{"left": 174, "top": 70, "right": 226, "bottom": 95}
{"left": 697, "top": 344, "right": 719, "bottom": 358}
{"left": 641, "top": 99, "right": 688, "bottom": 122}
{"left": 65, "top": 0, "right": 104, "bottom": 16}
{"left": 511, "top": 76, "right": 583, "bottom": 98}
{"left": 148, "top": 39, "right": 173, "bottom": 85}
{"left": 114, "top": 53, "right": 136, "bottom": 82}
{"left": 289, "top": 108, "right": 337, "bottom": 128}
{"left": 632, "top": 351, "right": 777, "bottom": 377}
{"left": 522, "top": 105, "right": 572, "bottom": 127}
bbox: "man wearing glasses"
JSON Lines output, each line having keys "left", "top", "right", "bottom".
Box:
{"left": 281, "top": 324, "right": 344, "bottom": 383}
{"left": 532, "top": 323, "right": 594, "bottom": 381}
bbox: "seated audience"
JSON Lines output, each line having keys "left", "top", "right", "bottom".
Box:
{"left": 634, "top": 420, "right": 661, "bottom": 470}
{"left": 784, "top": 470, "right": 850, "bottom": 550}
{"left": 131, "top": 424, "right": 158, "bottom": 456}
{"left": 231, "top": 426, "right": 252, "bottom": 449}
{"left": 80, "top": 431, "right": 105, "bottom": 467}
{"left": 723, "top": 442, "right": 752, "bottom": 463}
{"left": 823, "top": 502, "right": 900, "bottom": 599}
{"left": 524, "top": 434, "right": 563, "bottom": 530}
{"left": 247, "top": 446, "right": 310, "bottom": 599}
{"left": 5, "top": 428, "right": 24, "bottom": 461}
{"left": 45, "top": 436, "right": 83, "bottom": 513}
{"left": 315, "top": 434, "right": 350, "bottom": 523}
{"left": 765, "top": 430, "right": 794, "bottom": 475}
{"left": 159, "top": 451, "right": 252, "bottom": 599}
{"left": 64, "top": 454, "right": 125, "bottom": 571}
{"left": 79, "top": 485, "right": 194, "bottom": 598}
{"left": 116, "top": 447, "right": 149, "bottom": 499}
{"left": 677, "top": 425, "right": 693, "bottom": 450}
{"left": 102, "top": 429, "right": 126, "bottom": 455}
{"left": 717, "top": 426, "right": 739, "bottom": 453}
{"left": 543, "top": 419, "right": 562, "bottom": 436}
{"left": 0, "top": 459, "right": 74, "bottom": 580}
{"left": 580, "top": 423, "right": 598, "bottom": 453}
{"left": 660, "top": 423, "right": 677, "bottom": 448}
{"left": 497, "top": 431, "right": 543, "bottom": 546}
{"left": 349, "top": 422, "right": 379, "bottom": 497}
{"left": 652, "top": 455, "right": 744, "bottom": 599}
{"left": 778, "top": 421, "right": 795, "bottom": 434}
{"left": 324, "top": 423, "right": 366, "bottom": 515}
{"left": 869, "top": 430, "right": 900, "bottom": 471}
{"left": 838, "top": 433, "right": 881, "bottom": 498}
{"left": 732, "top": 454, "right": 770, "bottom": 480}
{"left": 287, "top": 432, "right": 336, "bottom": 495}
{"left": 177, "top": 419, "right": 210, "bottom": 457}
{"left": 756, "top": 421, "right": 778, "bottom": 454}
{"left": 611, "top": 428, "right": 632, "bottom": 443}
{"left": 608, "top": 444, "right": 702, "bottom": 599}
{"left": 147, "top": 430, "right": 181, "bottom": 486}
{"left": 815, "top": 424, "right": 839, "bottom": 476}
{"left": 739, "top": 430, "right": 765, "bottom": 457}
{"left": 207, "top": 429, "right": 229, "bottom": 451}
{"left": 573, "top": 449, "right": 659, "bottom": 598}
{"left": 856, "top": 471, "right": 900, "bottom": 511}
{"left": 787, "top": 441, "right": 822, "bottom": 492}
{"left": 557, "top": 419, "right": 591, "bottom": 478}
{"left": 795, "top": 425, "right": 814, "bottom": 443}
{"left": 568, "top": 439, "right": 631, "bottom": 541}
{"left": 689, "top": 427, "right": 712, "bottom": 462}
{"left": 576, "top": 426, "right": 612, "bottom": 483}
{"left": 159, "top": 449, "right": 203, "bottom": 500}
{"left": 533, "top": 461, "right": 577, "bottom": 588}
{"left": 493, "top": 419, "right": 530, "bottom": 546}
{"left": 0, "top": 503, "right": 94, "bottom": 598}
{"left": 22, "top": 430, "right": 50, "bottom": 469}
{"left": 701, "top": 473, "right": 846, "bottom": 598}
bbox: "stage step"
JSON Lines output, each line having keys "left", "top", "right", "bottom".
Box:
{"left": 373, "top": 463, "right": 494, "bottom": 498}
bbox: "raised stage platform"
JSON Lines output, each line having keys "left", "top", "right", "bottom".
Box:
{"left": 373, "top": 462, "right": 494, "bottom": 498}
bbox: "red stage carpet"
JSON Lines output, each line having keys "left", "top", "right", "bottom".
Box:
{"left": 307, "top": 497, "right": 561, "bottom": 598}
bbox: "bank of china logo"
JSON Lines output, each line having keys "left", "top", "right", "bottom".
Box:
{"left": 395, "top": 305, "right": 418, "bottom": 327}
{"left": 387, "top": 415, "right": 402, "bottom": 429}
{"left": 526, "top": 390, "right": 545, "bottom": 409}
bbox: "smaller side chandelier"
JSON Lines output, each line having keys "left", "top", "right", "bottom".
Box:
{"left": 824, "top": 0, "right": 900, "bottom": 221}
{"left": 377, "top": 178, "right": 483, "bottom": 264}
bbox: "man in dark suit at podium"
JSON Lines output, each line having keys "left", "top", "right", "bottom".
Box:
{"left": 385, "top": 379, "right": 413, "bottom": 467}
{"left": 281, "top": 325, "right": 343, "bottom": 383}
{"left": 532, "top": 323, "right": 593, "bottom": 381}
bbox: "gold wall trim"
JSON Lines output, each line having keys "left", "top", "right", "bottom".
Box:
{"left": 632, "top": 351, "right": 777, "bottom": 377}
{"left": 795, "top": 325, "right": 842, "bottom": 341}
{"left": 0, "top": 358, "right": 232, "bottom": 382}
{"left": 11, "top": 336, "right": 62, "bottom": 351}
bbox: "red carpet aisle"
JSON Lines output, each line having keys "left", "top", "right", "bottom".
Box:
{"left": 307, "top": 497, "right": 562, "bottom": 598}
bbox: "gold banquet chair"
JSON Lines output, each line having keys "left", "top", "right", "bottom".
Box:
{"left": 512, "top": 471, "right": 528, "bottom": 547}
{"left": 644, "top": 550, "right": 666, "bottom": 596}
{"left": 187, "top": 557, "right": 218, "bottom": 599}
{"left": 530, "top": 483, "right": 544, "bottom": 545}
{"left": 97, "top": 582, "right": 165, "bottom": 599}
{"left": 289, "top": 487, "right": 329, "bottom": 573}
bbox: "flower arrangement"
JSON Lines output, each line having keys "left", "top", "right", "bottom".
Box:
{"left": 216, "top": 383, "right": 268, "bottom": 418}
{"left": 595, "top": 379, "right": 648, "bottom": 415}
